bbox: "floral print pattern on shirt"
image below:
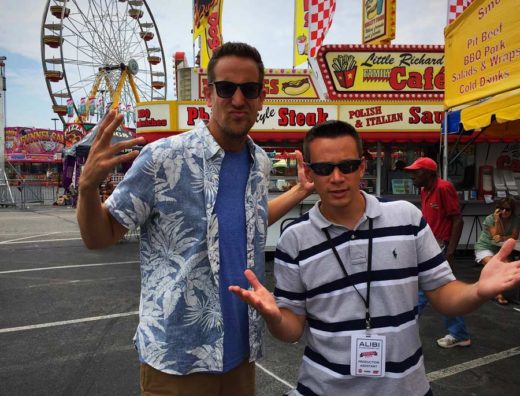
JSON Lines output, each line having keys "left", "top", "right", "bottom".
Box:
{"left": 105, "top": 121, "right": 270, "bottom": 374}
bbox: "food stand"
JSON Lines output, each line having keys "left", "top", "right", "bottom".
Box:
{"left": 136, "top": 44, "right": 460, "bottom": 249}
{"left": 137, "top": 45, "right": 457, "bottom": 197}
{"left": 4, "top": 126, "right": 64, "bottom": 185}
{"left": 131, "top": 0, "right": 519, "bottom": 250}
{"left": 444, "top": 0, "right": 520, "bottom": 247}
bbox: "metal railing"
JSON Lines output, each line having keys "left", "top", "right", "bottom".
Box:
{"left": 5, "top": 179, "right": 60, "bottom": 208}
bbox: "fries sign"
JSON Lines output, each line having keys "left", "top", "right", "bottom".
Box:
{"left": 317, "top": 44, "right": 445, "bottom": 100}
{"left": 332, "top": 55, "right": 358, "bottom": 88}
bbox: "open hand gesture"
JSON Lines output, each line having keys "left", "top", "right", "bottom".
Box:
{"left": 79, "top": 110, "right": 145, "bottom": 191}
{"left": 477, "top": 239, "right": 520, "bottom": 299}
{"left": 229, "top": 269, "right": 282, "bottom": 325}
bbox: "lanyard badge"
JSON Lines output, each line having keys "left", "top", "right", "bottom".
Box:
{"left": 350, "top": 334, "right": 386, "bottom": 377}
{"left": 323, "top": 218, "right": 386, "bottom": 377}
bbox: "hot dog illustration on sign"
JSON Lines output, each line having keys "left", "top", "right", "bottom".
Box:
{"left": 281, "top": 77, "right": 311, "bottom": 95}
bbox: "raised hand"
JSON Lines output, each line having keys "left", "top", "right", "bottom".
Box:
{"left": 79, "top": 110, "right": 145, "bottom": 192}
{"left": 294, "top": 150, "right": 314, "bottom": 193}
{"left": 229, "top": 269, "right": 282, "bottom": 325}
{"left": 493, "top": 207, "right": 502, "bottom": 220}
{"left": 477, "top": 238, "right": 520, "bottom": 299}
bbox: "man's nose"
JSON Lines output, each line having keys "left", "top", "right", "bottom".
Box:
{"left": 330, "top": 166, "right": 344, "bottom": 181}
{"left": 231, "top": 86, "right": 248, "bottom": 104}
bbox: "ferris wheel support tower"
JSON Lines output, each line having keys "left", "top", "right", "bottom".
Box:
{"left": 0, "top": 56, "right": 15, "bottom": 207}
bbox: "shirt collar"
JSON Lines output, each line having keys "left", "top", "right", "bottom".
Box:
{"left": 196, "top": 120, "right": 257, "bottom": 161}
{"left": 310, "top": 191, "right": 383, "bottom": 230}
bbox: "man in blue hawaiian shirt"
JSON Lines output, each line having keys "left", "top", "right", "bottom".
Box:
{"left": 76, "top": 42, "right": 313, "bottom": 395}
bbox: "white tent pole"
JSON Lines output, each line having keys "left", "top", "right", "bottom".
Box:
{"left": 443, "top": 112, "right": 449, "bottom": 179}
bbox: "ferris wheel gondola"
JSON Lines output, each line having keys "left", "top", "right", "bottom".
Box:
{"left": 41, "top": 0, "right": 167, "bottom": 128}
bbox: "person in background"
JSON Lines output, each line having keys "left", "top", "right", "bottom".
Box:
{"left": 229, "top": 120, "right": 520, "bottom": 395}
{"left": 475, "top": 197, "right": 520, "bottom": 305}
{"left": 405, "top": 157, "right": 469, "bottom": 349}
{"left": 101, "top": 180, "right": 115, "bottom": 202}
{"left": 76, "top": 42, "right": 313, "bottom": 396}
{"left": 387, "top": 159, "right": 413, "bottom": 194}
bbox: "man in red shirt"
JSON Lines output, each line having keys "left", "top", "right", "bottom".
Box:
{"left": 406, "top": 157, "right": 469, "bottom": 349}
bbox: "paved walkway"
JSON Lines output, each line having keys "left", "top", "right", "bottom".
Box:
{"left": 1, "top": 206, "right": 519, "bottom": 395}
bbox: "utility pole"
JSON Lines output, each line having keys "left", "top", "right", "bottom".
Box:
{"left": 0, "top": 56, "right": 15, "bottom": 206}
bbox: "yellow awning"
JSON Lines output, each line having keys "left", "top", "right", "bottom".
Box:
{"left": 460, "top": 88, "right": 520, "bottom": 130}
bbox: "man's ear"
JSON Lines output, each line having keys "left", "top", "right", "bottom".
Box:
{"left": 359, "top": 157, "right": 367, "bottom": 178}
{"left": 204, "top": 84, "right": 214, "bottom": 108}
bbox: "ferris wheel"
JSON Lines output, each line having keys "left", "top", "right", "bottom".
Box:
{"left": 41, "top": 0, "right": 167, "bottom": 127}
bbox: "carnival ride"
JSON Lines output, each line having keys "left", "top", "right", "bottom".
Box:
{"left": 41, "top": 0, "right": 167, "bottom": 128}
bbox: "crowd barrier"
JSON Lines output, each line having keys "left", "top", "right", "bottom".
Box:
{"left": 3, "top": 179, "right": 61, "bottom": 208}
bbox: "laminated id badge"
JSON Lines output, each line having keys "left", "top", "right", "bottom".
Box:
{"left": 350, "top": 334, "right": 386, "bottom": 377}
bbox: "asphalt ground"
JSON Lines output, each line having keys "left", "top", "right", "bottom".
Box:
{"left": 1, "top": 206, "right": 519, "bottom": 396}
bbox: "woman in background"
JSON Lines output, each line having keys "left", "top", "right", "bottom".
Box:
{"left": 475, "top": 197, "right": 520, "bottom": 304}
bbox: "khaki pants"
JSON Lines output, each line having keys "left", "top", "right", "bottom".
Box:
{"left": 140, "top": 359, "right": 255, "bottom": 396}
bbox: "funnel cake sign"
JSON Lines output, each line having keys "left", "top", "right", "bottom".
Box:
{"left": 5, "top": 127, "right": 64, "bottom": 162}
{"left": 317, "top": 44, "right": 445, "bottom": 100}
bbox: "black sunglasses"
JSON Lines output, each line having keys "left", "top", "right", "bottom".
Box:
{"left": 208, "top": 80, "right": 263, "bottom": 99}
{"left": 305, "top": 159, "right": 362, "bottom": 176}
{"left": 499, "top": 207, "right": 512, "bottom": 212}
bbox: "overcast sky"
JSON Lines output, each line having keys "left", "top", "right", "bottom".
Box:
{"left": 0, "top": 0, "right": 448, "bottom": 129}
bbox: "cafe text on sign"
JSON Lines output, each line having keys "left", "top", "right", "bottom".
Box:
{"left": 317, "top": 44, "right": 445, "bottom": 100}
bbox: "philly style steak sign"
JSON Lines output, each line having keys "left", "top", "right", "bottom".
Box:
{"left": 179, "top": 103, "right": 337, "bottom": 131}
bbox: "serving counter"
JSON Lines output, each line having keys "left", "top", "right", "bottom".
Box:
{"left": 265, "top": 193, "right": 495, "bottom": 252}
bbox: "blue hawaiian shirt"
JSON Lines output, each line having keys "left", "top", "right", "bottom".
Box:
{"left": 105, "top": 121, "right": 271, "bottom": 374}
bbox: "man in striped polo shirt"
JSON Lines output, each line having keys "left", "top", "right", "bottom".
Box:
{"left": 230, "top": 120, "right": 520, "bottom": 395}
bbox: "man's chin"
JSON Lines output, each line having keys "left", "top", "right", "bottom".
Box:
{"left": 223, "top": 124, "right": 253, "bottom": 139}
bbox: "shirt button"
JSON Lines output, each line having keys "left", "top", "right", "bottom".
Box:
{"left": 351, "top": 234, "right": 355, "bottom": 239}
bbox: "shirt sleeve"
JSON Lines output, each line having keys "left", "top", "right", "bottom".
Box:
{"left": 105, "top": 144, "right": 156, "bottom": 230}
{"left": 273, "top": 230, "right": 307, "bottom": 316}
{"left": 483, "top": 214, "right": 495, "bottom": 229}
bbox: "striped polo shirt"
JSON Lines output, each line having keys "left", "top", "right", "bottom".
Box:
{"left": 274, "top": 192, "right": 454, "bottom": 396}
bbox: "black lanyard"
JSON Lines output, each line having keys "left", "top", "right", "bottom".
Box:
{"left": 322, "top": 217, "right": 373, "bottom": 330}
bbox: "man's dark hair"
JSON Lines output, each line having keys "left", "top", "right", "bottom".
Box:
{"left": 303, "top": 120, "right": 363, "bottom": 162}
{"left": 207, "top": 42, "right": 265, "bottom": 84}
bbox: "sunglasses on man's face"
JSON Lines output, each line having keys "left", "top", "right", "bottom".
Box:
{"left": 208, "top": 81, "right": 263, "bottom": 99}
{"left": 305, "top": 159, "right": 362, "bottom": 176}
{"left": 499, "top": 207, "right": 512, "bottom": 212}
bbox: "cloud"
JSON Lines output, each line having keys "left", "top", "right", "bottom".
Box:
{"left": 0, "top": 0, "right": 43, "bottom": 61}
{"left": 0, "top": 0, "right": 447, "bottom": 129}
